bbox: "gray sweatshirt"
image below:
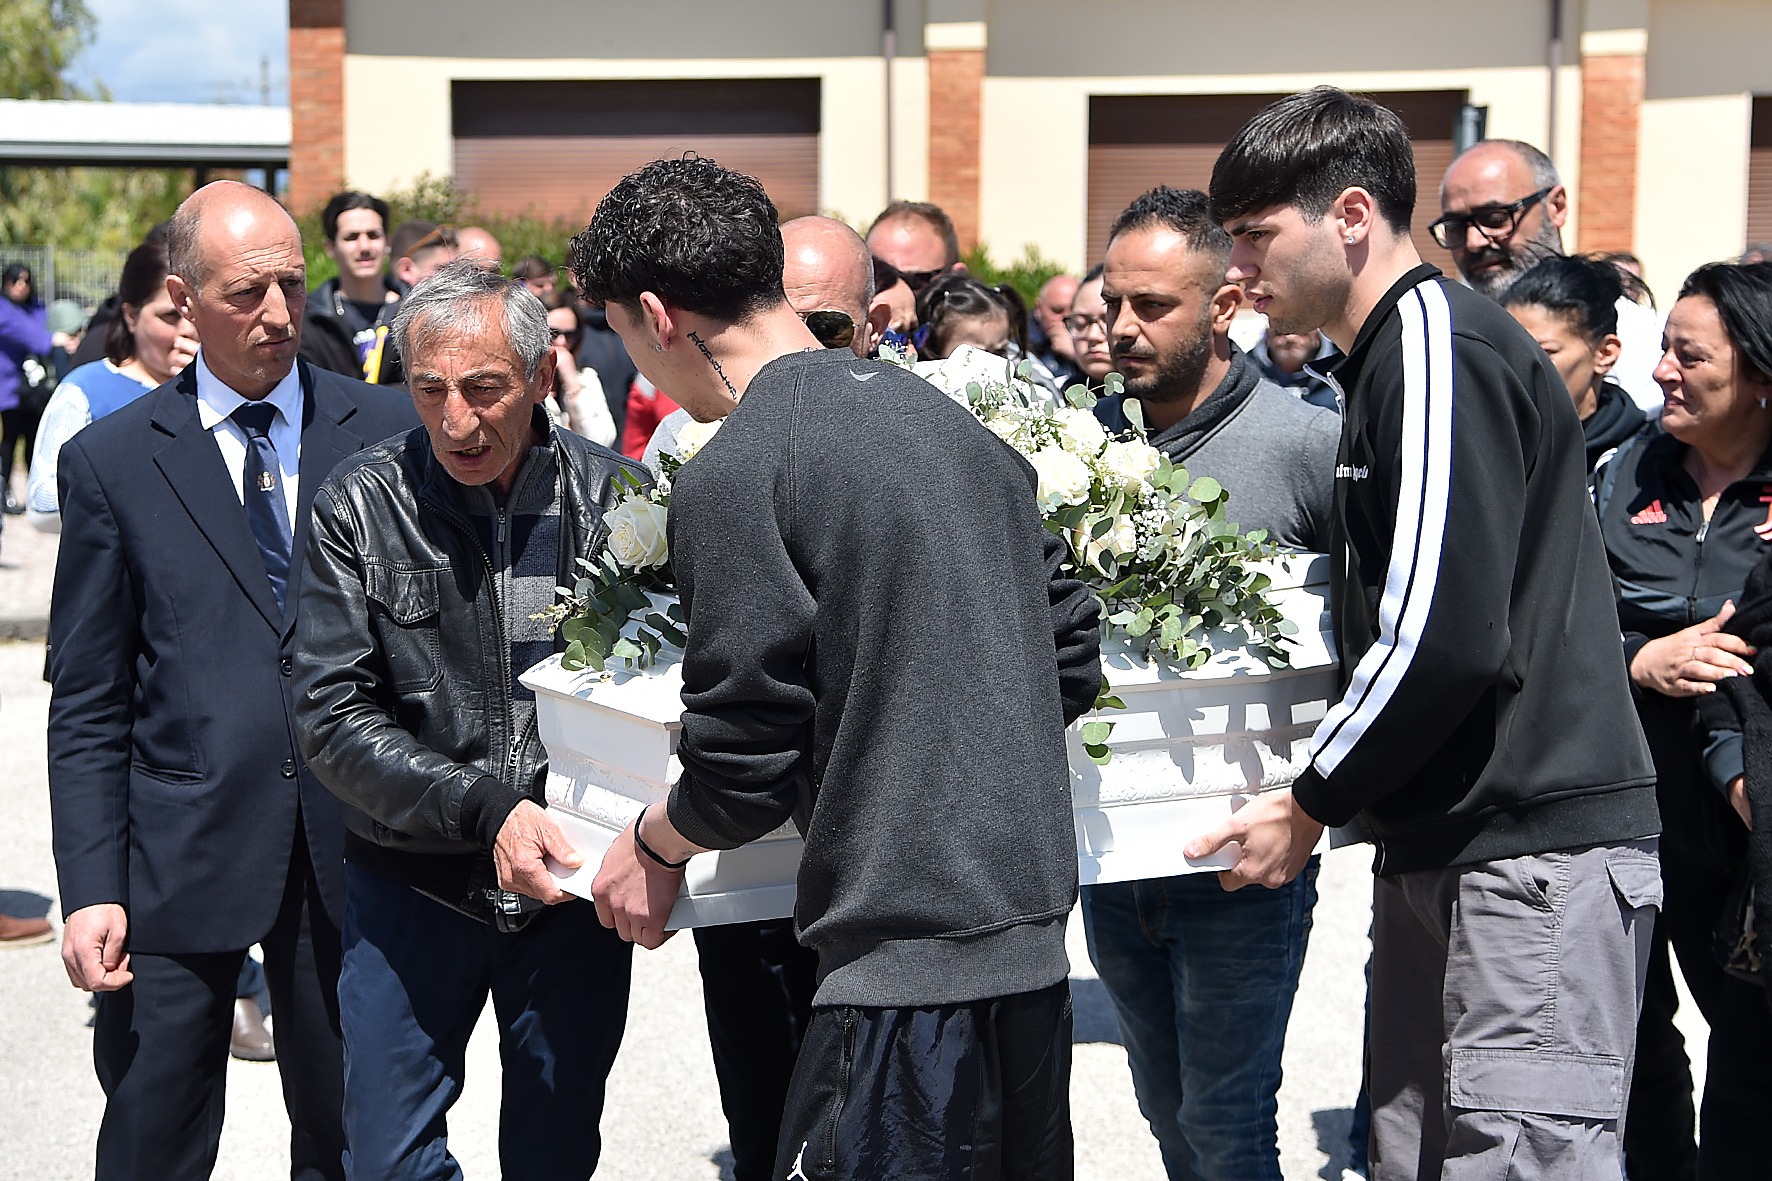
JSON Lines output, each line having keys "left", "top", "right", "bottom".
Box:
{"left": 665, "top": 348, "right": 1102, "bottom": 1008}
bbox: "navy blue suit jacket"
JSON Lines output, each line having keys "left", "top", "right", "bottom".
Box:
{"left": 48, "top": 358, "right": 418, "bottom": 954}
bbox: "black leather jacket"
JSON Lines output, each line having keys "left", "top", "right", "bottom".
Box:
{"left": 293, "top": 415, "right": 647, "bottom": 869}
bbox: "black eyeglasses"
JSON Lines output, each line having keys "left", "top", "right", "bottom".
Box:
{"left": 1062, "top": 312, "right": 1107, "bottom": 337}
{"left": 1428, "top": 188, "right": 1553, "bottom": 249}
{"left": 801, "top": 309, "right": 857, "bottom": 350}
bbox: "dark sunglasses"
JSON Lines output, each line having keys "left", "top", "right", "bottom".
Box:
{"left": 897, "top": 267, "right": 947, "bottom": 293}
{"left": 801, "top": 309, "right": 857, "bottom": 350}
{"left": 1427, "top": 188, "right": 1553, "bottom": 250}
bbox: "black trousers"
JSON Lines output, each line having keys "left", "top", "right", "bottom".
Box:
{"left": 93, "top": 837, "right": 345, "bottom": 1181}
{"left": 774, "top": 980, "right": 1074, "bottom": 1181}
{"left": 1625, "top": 755, "right": 1772, "bottom": 1181}
{"left": 695, "top": 917, "right": 819, "bottom": 1181}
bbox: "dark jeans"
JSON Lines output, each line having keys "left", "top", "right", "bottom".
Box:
{"left": 337, "top": 862, "right": 632, "bottom": 1181}
{"left": 93, "top": 837, "right": 344, "bottom": 1181}
{"left": 694, "top": 918, "right": 819, "bottom": 1181}
{"left": 1079, "top": 858, "right": 1320, "bottom": 1181}
{"left": 775, "top": 980, "right": 1074, "bottom": 1181}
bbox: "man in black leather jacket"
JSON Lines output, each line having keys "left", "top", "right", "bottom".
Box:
{"left": 293, "top": 259, "right": 645, "bottom": 1179}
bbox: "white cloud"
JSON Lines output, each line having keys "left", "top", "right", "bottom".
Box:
{"left": 71, "top": 0, "right": 289, "bottom": 105}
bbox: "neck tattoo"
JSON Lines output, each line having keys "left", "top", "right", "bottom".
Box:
{"left": 687, "top": 330, "right": 739, "bottom": 401}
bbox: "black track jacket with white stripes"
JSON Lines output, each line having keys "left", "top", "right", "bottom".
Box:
{"left": 1292, "top": 265, "right": 1659, "bottom": 874}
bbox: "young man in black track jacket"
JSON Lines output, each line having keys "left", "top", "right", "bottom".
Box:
{"left": 1197, "top": 88, "right": 1661, "bottom": 1180}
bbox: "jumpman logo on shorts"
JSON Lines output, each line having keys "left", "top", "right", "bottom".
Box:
{"left": 785, "top": 1142, "right": 810, "bottom": 1181}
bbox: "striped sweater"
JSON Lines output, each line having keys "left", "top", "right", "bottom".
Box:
{"left": 1292, "top": 265, "right": 1658, "bottom": 874}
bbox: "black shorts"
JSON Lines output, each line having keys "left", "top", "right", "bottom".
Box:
{"left": 773, "top": 980, "right": 1074, "bottom": 1180}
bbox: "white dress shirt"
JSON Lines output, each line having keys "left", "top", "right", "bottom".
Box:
{"left": 193, "top": 353, "right": 303, "bottom": 534}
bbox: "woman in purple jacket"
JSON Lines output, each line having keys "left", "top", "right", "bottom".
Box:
{"left": 0, "top": 264, "right": 73, "bottom": 512}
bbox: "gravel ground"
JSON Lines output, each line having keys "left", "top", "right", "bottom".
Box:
{"left": 0, "top": 626, "right": 1706, "bottom": 1179}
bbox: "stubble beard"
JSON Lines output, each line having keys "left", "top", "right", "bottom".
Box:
{"left": 1462, "top": 218, "right": 1564, "bottom": 299}
{"left": 1118, "top": 312, "right": 1215, "bottom": 406}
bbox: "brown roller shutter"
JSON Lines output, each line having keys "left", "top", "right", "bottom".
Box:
{"left": 452, "top": 78, "right": 820, "bottom": 224}
{"left": 1086, "top": 90, "right": 1465, "bottom": 277}
{"left": 1748, "top": 96, "right": 1772, "bottom": 248}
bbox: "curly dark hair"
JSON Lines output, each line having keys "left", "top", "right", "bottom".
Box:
{"left": 567, "top": 154, "right": 785, "bottom": 321}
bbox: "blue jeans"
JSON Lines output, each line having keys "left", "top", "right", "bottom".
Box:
{"left": 1080, "top": 857, "right": 1320, "bottom": 1181}
{"left": 338, "top": 862, "right": 633, "bottom": 1181}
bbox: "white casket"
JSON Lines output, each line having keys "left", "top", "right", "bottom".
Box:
{"left": 521, "top": 552, "right": 1339, "bottom": 928}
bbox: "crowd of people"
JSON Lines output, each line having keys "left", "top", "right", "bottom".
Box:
{"left": 4, "top": 81, "right": 1772, "bottom": 1181}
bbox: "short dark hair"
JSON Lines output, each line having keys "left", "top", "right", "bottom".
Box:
{"left": 1209, "top": 86, "right": 1417, "bottom": 234}
{"left": 916, "top": 272, "right": 1025, "bottom": 359}
{"left": 106, "top": 240, "right": 172, "bottom": 365}
{"left": 567, "top": 154, "right": 786, "bottom": 320}
{"left": 321, "top": 190, "right": 389, "bottom": 242}
{"left": 512, "top": 254, "right": 555, "bottom": 283}
{"left": 390, "top": 219, "right": 454, "bottom": 262}
{"left": 1108, "top": 186, "right": 1232, "bottom": 274}
{"left": 1678, "top": 261, "right": 1772, "bottom": 385}
{"left": 1498, "top": 255, "right": 1622, "bottom": 343}
{"left": 867, "top": 201, "right": 961, "bottom": 268}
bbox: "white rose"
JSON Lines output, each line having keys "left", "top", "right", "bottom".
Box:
{"left": 603, "top": 496, "right": 670, "bottom": 569}
{"left": 673, "top": 417, "right": 724, "bottom": 463}
{"left": 1081, "top": 516, "right": 1140, "bottom": 573}
{"left": 1053, "top": 406, "right": 1108, "bottom": 455}
{"left": 1100, "top": 439, "right": 1162, "bottom": 493}
{"left": 1028, "top": 446, "right": 1093, "bottom": 512}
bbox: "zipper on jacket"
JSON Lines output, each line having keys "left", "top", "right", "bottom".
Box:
{"left": 1691, "top": 517, "right": 1710, "bottom": 625}
{"left": 419, "top": 490, "right": 516, "bottom": 803}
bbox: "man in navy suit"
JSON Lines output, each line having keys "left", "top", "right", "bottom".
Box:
{"left": 48, "top": 180, "right": 417, "bottom": 1181}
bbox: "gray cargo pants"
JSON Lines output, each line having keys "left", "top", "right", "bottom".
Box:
{"left": 1368, "top": 839, "right": 1661, "bottom": 1181}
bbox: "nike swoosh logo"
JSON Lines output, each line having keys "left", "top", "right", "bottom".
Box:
{"left": 852, "top": 370, "right": 877, "bottom": 381}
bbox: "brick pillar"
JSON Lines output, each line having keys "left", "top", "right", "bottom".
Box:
{"left": 1576, "top": 29, "right": 1647, "bottom": 254}
{"left": 288, "top": 0, "right": 345, "bottom": 214}
{"left": 926, "top": 21, "right": 986, "bottom": 253}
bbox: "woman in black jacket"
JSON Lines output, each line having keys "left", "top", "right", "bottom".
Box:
{"left": 1500, "top": 253, "right": 1648, "bottom": 472}
{"left": 1597, "top": 261, "right": 1772, "bottom": 1180}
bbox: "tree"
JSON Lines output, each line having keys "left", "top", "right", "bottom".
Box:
{"left": 0, "top": 0, "right": 187, "bottom": 264}
{"left": 0, "top": 0, "right": 96, "bottom": 100}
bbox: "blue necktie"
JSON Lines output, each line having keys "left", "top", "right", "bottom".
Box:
{"left": 231, "top": 402, "right": 293, "bottom": 612}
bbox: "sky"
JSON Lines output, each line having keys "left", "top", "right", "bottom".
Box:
{"left": 70, "top": 0, "right": 289, "bottom": 106}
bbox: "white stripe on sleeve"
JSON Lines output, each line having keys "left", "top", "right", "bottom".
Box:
{"left": 1310, "top": 279, "right": 1455, "bottom": 775}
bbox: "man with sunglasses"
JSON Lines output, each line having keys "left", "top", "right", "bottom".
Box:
{"left": 865, "top": 200, "right": 964, "bottom": 295}
{"left": 640, "top": 216, "right": 883, "bottom": 468}
{"left": 1435, "top": 139, "right": 1663, "bottom": 410}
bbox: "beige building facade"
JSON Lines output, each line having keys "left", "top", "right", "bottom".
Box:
{"left": 292, "top": 0, "right": 1772, "bottom": 301}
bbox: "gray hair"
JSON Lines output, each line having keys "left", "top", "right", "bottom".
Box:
{"left": 392, "top": 257, "right": 552, "bottom": 381}
{"left": 165, "top": 204, "right": 206, "bottom": 291}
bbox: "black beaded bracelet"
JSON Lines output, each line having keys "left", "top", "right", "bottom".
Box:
{"left": 634, "top": 805, "right": 690, "bottom": 871}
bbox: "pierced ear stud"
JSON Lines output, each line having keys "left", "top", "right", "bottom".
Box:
{"left": 1345, "top": 235, "right": 1357, "bottom": 244}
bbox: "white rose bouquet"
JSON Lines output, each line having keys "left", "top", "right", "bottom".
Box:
{"left": 536, "top": 425, "right": 718, "bottom": 671}
{"left": 910, "top": 346, "right": 1297, "bottom": 761}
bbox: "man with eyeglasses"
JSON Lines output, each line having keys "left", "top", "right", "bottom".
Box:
{"left": 1435, "top": 139, "right": 1664, "bottom": 410}
{"left": 865, "top": 200, "right": 964, "bottom": 294}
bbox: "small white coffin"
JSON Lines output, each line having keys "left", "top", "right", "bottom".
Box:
{"left": 521, "top": 553, "right": 1339, "bottom": 928}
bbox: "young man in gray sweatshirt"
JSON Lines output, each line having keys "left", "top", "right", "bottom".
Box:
{"left": 571, "top": 157, "right": 1102, "bottom": 1179}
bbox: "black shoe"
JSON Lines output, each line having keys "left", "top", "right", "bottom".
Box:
{"left": 3, "top": 493, "right": 23, "bottom": 514}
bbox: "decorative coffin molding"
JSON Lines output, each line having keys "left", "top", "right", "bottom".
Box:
{"left": 523, "top": 553, "right": 1340, "bottom": 928}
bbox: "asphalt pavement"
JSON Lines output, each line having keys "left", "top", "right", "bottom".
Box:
{"left": 0, "top": 509, "right": 1710, "bottom": 1179}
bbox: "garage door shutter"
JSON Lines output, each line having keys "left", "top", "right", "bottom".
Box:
{"left": 1086, "top": 90, "right": 1467, "bottom": 275}
{"left": 1748, "top": 96, "right": 1772, "bottom": 248}
{"left": 452, "top": 78, "right": 820, "bottom": 225}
